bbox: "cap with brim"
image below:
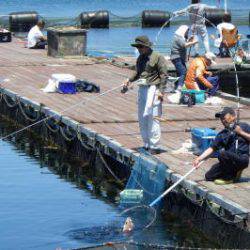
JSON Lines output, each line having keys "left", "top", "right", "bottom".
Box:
{"left": 215, "top": 107, "right": 235, "bottom": 118}
{"left": 131, "top": 35, "right": 152, "bottom": 48}
{"left": 204, "top": 52, "right": 217, "bottom": 65}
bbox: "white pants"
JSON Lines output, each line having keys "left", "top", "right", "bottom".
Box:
{"left": 191, "top": 24, "right": 210, "bottom": 53}
{"left": 138, "top": 85, "right": 162, "bottom": 149}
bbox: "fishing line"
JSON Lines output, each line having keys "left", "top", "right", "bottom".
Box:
{"left": 0, "top": 83, "right": 124, "bottom": 142}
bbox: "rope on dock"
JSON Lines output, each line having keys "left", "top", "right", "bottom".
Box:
{"left": 59, "top": 125, "right": 76, "bottom": 142}
{"left": 205, "top": 199, "right": 247, "bottom": 225}
{"left": 2, "top": 92, "right": 17, "bottom": 108}
{"left": 17, "top": 98, "right": 41, "bottom": 122}
{"left": 44, "top": 118, "right": 60, "bottom": 133}
{"left": 76, "top": 125, "right": 93, "bottom": 151}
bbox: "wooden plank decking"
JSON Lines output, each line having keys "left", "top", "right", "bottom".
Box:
{"left": 0, "top": 38, "right": 250, "bottom": 215}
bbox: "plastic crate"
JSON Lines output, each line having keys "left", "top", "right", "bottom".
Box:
{"left": 191, "top": 127, "right": 218, "bottom": 156}
{"left": 120, "top": 189, "right": 143, "bottom": 204}
{"left": 181, "top": 89, "right": 205, "bottom": 103}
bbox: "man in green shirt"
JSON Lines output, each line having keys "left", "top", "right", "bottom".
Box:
{"left": 122, "top": 36, "right": 168, "bottom": 154}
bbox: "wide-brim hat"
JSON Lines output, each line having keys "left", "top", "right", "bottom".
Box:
{"left": 131, "top": 35, "right": 152, "bottom": 48}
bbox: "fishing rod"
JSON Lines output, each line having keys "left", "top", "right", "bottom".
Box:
{"left": 0, "top": 83, "right": 124, "bottom": 141}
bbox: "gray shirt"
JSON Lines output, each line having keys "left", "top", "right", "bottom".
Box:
{"left": 174, "top": 3, "right": 216, "bottom": 26}
{"left": 170, "top": 35, "right": 186, "bottom": 61}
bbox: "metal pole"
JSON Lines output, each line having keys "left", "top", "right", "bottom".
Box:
{"left": 224, "top": 0, "right": 228, "bottom": 13}
{"left": 149, "top": 161, "right": 204, "bottom": 207}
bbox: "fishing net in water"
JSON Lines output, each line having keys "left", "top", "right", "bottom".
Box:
{"left": 118, "top": 155, "right": 167, "bottom": 230}
{"left": 120, "top": 155, "right": 166, "bottom": 207}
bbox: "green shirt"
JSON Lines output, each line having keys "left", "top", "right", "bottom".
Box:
{"left": 129, "top": 50, "right": 168, "bottom": 94}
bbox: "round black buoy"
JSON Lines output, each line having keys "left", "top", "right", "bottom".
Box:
{"left": 79, "top": 10, "right": 109, "bottom": 28}
{"left": 141, "top": 10, "right": 171, "bottom": 28}
{"left": 9, "top": 11, "right": 39, "bottom": 32}
{"left": 205, "top": 8, "right": 231, "bottom": 26}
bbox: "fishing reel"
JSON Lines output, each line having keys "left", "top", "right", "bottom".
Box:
{"left": 121, "top": 85, "right": 129, "bottom": 94}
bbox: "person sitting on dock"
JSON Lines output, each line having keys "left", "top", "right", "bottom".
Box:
{"left": 122, "top": 35, "right": 168, "bottom": 155}
{"left": 170, "top": 25, "right": 198, "bottom": 91}
{"left": 212, "top": 12, "right": 238, "bottom": 58}
{"left": 27, "top": 20, "right": 47, "bottom": 49}
{"left": 194, "top": 107, "right": 250, "bottom": 185}
{"left": 173, "top": 0, "right": 216, "bottom": 56}
{"left": 184, "top": 52, "right": 219, "bottom": 96}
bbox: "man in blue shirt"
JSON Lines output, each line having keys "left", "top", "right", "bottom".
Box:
{"left": 193, "top": 107, "right": 250, "bottom": 184}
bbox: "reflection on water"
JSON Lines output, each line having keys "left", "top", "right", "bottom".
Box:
{"left": 0, "top": 117, "right": 217, "bottom": 249}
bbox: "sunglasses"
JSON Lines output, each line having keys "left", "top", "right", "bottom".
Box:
{"left": 136, "top": 45, "right": 146, "bottom": 49}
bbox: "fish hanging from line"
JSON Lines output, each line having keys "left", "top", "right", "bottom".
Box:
{"left": 122, "top": 217, "right": 134, "bottom": 233}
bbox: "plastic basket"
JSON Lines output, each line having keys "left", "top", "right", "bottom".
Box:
{"left": 181, "top": 89, "right": 205, "bottom": 103}
{"left": 120, "top": 189, "right": 143, "bottom": 204}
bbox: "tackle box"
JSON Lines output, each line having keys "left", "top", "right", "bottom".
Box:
{"left": 181, "top": 89, "right": 206, "bottom": 103}
{"left": 191, "top": 127, "right": 218, "bottom": 156}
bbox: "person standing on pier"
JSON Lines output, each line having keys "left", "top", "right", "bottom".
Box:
{"left": 173, "top": 0, "right": 216, "bottom": 56}
{"left": 27, "top": 20, "right": 47, "bottom": 49}
{"left": 194, "top": 107, "right": 250, "bottom": 184}
{"left": 122, "top": 35, "right": 168, "bottom": 155}
{"left": 170, "top": 25, "right": 198, "bottom": 91}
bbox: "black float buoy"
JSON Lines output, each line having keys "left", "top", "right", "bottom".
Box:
{"left": 9, "top": 11, "right": 38, "bottom": 32}
{"left": 141, "top": 10, "right": 171, "bottom": 28}
{"left": 79, "top": 10, "right": 109, "bottom": 28}
{"left": 205, "top": 8, "right": 230, "bottom": 26}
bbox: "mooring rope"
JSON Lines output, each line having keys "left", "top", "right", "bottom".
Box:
{"left": 44, "top": 118, "right": 60, "bottom": 133}
{"left": 2, "top": 92, "right": 17, "bottom": 108}
{"left": 76, "top": 126, "right": 93, "bottom": 151}
{"left": 17, "top": 98, "right": 41, "bottom": 122}
{"left": 0, "top": 84, "right": 124, "bottom": 141}
{"left": 59, "top": 125, "right": 77, "bottom": 142}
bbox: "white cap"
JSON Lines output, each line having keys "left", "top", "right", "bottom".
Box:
{"left": 204, "top": 52, "right": 217, "bottom": 65}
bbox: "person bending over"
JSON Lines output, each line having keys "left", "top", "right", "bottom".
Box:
{"left": 185, "top": 52, "right": 219, "bottom": 96}
{"left": 194, "top": 107, "right": 250, "bottom": 184}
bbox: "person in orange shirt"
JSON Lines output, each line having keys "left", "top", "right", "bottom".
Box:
{"left": 185, "top": 52, "right": 219, "bottom": 96}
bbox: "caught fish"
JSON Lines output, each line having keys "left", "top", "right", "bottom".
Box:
{"left": 122, "top": 217, "right": 134, "bottom": 233}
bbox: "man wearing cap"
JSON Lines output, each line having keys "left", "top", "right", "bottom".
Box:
{"left": 193, "top": 107, "right": 250, "bottom": 184}
{"left": 185, "top": 52, "right": 219, "bottom": 96}
{"left": 122, "top": 35, "right": 168, "bottom": 154}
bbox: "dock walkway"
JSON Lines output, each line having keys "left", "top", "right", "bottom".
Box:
{"left": 1, "top": 38, "right": 250, "bottom": 230}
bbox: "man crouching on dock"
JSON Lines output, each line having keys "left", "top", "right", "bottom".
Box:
{"left": 194, "top": 107, "right": 250, "bottom": 184}
{"left": 122, "top": 35, "right": 168, "bottom": 155}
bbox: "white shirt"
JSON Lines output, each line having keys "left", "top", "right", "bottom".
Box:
{"left": 27, "top": 25, "right": 43, "bottom": 48}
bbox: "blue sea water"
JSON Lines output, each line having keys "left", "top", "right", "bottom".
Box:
{"left": 0, "top": 120, "right": 216, "bottom": 249}
{"left": 1, "top": 0, "right": 250, "bottom": 55}
{"left": 1, "top": 0, "right": 250, "bottom": 18}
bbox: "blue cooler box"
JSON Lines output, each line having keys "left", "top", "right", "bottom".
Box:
{"left": 58, "top": 81, "right": 76, "bottom": 94}
{"left": 191, "top": 128, "right": 218, "bottom": 156}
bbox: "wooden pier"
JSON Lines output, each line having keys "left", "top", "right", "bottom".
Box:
{"left": 0, "top": 37, "right": 250, "bottom": 247}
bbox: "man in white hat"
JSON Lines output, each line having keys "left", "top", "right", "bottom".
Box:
{"left": 122, "top": 35, "right": 168, "bottom": 154}
{"left": 185, "top": 52, "right": 219, "bottom": 96}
